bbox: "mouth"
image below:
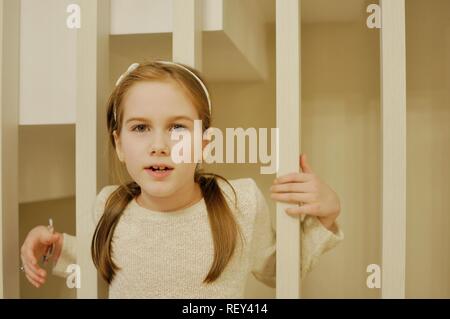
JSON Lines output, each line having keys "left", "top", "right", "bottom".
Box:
{"left": 144, "top": 164, "right": 175, "bottom": 179}
{"left": 145, "top": 164, "right": 175, "bottom": 172}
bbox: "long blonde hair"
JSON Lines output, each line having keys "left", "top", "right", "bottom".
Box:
{"left": 91, "top": 61, "right": 245, "bottom": 284}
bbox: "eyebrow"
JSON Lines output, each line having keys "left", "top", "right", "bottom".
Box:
{"left": 125, "top": 115, "right": 195, "bottom": 125}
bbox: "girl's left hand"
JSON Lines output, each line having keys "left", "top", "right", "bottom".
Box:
{"left": 269, "top": 154, "right": 341, "bottom": 230}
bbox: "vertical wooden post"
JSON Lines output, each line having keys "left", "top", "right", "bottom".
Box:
{"left": 0, "top": 0, "right": 20, "bottom": 299}
{"left": 172, "top": 0, "right": 203, "bottom": 70}
{"left": 76, "top": 0, "right": 110, "bottom": 298}
{"left": 380, "top": 0, "right": 407, "bottom": 299}
{"left": 275, "top": 0, "right": 301, "bottom": 298}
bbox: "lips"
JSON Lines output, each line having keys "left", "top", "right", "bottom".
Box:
{"left": 145, "top": 164, "right": 174, "bottom": 180}
{"left": 145, "top": 164, "right": 174, "bottom": 172}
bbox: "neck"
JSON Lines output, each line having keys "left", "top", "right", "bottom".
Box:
{"left": 136, "top": 180, "right": 203, "bottom": 212}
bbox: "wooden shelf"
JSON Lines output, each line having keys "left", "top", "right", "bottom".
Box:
{"left": 301, "top": 0, "right": 369, "bottom": 24}
{"left": 110, "top": 0, "right": 273, "bottom": 82}
{"left": 20, "top": 0, "right": 274, "bottom": 125}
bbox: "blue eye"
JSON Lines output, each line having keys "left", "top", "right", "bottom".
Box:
{"left": 171, "top": 124, "right": 186, "bottom": 131}
{"left": 132, "top": 124, "right": 149, "bottom": 133}
{"left": 131, "top": 123, "right": 186, "bottom": 133}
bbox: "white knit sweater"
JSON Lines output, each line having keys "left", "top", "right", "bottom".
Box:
{"left": 52, "top": 178, "right": 344, "bottom": 298}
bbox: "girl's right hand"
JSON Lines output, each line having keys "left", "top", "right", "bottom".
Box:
{"left": 20, "top": 226, "right": 63, "bottom": 288}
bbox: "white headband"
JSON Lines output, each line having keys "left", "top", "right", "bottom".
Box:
{"left": 113, "top": 61, "right": 212, "bottom": 123}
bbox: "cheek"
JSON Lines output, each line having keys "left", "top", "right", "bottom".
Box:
{"left": 169, "top": 130, "right": 200, "bottom": 161}
{"left": 174, "top": 163, "right": 197, "bottom": 179}
{"left": 121, "top": 135, "right": 147, "bottom": 163}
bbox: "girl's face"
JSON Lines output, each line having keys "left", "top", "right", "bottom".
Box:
{"left": 113, "top": 80, "right": 202, "bottom": 199}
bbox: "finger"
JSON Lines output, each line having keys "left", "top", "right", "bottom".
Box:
{"left": 273, "top": 172, "right": 312, "bottom": 185}
{"left": 23, "top": 247, "right": 46, "bottom": 275}
{"left": 23, "top": 258, "right": 46, "bottom": 279}
{"left": 270, "top": 192, "right": 317, "bottom": 204}
{"left": 270, "top": 182, "right": 314, "bottom": 194}
{"left": 23, "top": 263, "right": 45, "bottom": 286}
{"left": 21, "top": 243, "right": 37, "bottom": 265}
{"left": 284, "top": 206, "right": 306, "bottom": 219}
{"left": 285, "top": 203, "right": 321, "bottom": 217}
{"left": 299, "top": 153, "right": 314, "bottom": 174}
{"left": 21, "top": 246, "right": 47, "bottom": 279}
{"left": 23, "top": 247, "right": 38, "bottom": 266}
{"left": 39, "top": 232, "right": 59, "bottom": 246}
{"left": 25, "top": 272, "right": 41, "bottom": 288}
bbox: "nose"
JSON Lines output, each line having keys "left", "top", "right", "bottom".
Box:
{"left": 149, "top": 132, "right": 170, "bottom": 156}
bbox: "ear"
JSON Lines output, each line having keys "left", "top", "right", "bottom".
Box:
{"left": 113, "top": 130, "right": 125, "bottom": 162}
{"left": 202, "top": 138, "right": 210, "bottom": 149}
{"left": 201, "top": 138, "right": 210, "bottom": 163}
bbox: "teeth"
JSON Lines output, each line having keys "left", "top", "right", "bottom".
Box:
{"left": 150, "top": 165, "right": 170, "bottom": 171}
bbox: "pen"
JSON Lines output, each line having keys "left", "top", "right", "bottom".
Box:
{"left": 42, "top": 218, "right": 54, "bottom": 263}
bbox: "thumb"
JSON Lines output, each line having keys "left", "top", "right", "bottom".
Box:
{"left": 299, "top": 153, "right": 314, "bottom": 174}
{"left": 40, "top": 231, "right": 60, "bottom": 246}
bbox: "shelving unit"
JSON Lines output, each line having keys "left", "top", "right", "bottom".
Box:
{"left": 1, "top": 0, "right": 448, "bottom": 299}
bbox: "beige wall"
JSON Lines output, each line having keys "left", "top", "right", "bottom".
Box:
{"left": 405, "top": 0, "right": 450, "bottom": 298}
{"left": 300, "top": 19, "right": 381, "bottom": 298}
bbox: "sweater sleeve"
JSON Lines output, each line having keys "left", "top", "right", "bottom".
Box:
{"left": 249, "top": 179, "right": 344, "bottom": 288}
{"left": 51, "top": 185, "right": 119, "bottom": 278}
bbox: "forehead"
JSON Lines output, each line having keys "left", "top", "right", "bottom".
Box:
{"left": 122, "top": 81, "right": 198, "bottom": 119}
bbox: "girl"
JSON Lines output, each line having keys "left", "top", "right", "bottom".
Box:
{"left": 20, "top": 61, "right": 344, "bottom": 298}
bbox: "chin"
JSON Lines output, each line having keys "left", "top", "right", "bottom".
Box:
{"left": 141, "top": 181, "right": 174, "bottom": 197}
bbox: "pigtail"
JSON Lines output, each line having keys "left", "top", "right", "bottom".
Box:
{"left": 91, "top": 182, "right": 141, "bottom": 283}
{"left": 195, "top": 169, "right": 246, "bottom": 283}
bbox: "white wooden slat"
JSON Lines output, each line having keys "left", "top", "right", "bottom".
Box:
{"left": 275, "top": 0, "right": 301, "bottom": 298}
{"left": 380, "top": 0, "right": 407, "bottom": 299}
{"left": 0, "top": 0, "right": 20, "bottom": 299}
{"left": 0, "top": 0, "right": 3, "bottom": 298}
{"left": 173, "top": 0, "right": 203, "bottom": 70}
{"left": 76, "top": 0, "right": 110, "bottom": 298}
{"left": 111, "top": 0, "right": 222, "bottom": 35}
